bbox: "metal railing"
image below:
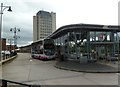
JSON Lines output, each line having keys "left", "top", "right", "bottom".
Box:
{"left": 1, "top": 79, "right": 41, "bottom": 87}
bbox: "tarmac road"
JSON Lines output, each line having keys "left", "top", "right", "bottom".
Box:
{"left": 2, "top": 53, "right": 119, "bottom": 85}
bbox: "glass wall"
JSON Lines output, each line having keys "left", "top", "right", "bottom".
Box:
{"left": 54, "top": 30, "right": 120, "bottom": 62}
{"left": 89, "top": 31, "right": 119, "bottom": 61}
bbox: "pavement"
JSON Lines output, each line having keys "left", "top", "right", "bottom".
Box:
{"left": 55, "top": 60, "right": 120, "bottom": 73}
{"left": 0, "top": 55, "right": 17, "bottom": 64}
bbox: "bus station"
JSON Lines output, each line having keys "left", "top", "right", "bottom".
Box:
{"left": 49, "top": 24, "right": 120, "bottom": 63}
{"left": 29, "top": 23, "right": 120, "bottom": 72}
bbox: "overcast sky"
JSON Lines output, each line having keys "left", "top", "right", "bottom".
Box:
{"left": 0, "top": 0, "right": 119, "bottom": 47}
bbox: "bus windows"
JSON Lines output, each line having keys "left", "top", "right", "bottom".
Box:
{"left": 31, "top": 38, "right": 55, "bottom": 60}
{"left": 39, "top": 49, "right": 43, "bottom": 54}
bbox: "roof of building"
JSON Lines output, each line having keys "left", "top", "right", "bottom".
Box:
{"left": 36, "top": 10, "right": 51, "bottom": 17}
{"left": 49, "top": 23, "right": 120, "bottom": 39}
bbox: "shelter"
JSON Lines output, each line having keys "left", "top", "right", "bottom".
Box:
{"left": 49, "top": 24, "right": 120, "bottom": 63}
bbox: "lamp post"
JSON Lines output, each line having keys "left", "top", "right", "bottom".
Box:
{"left": 8, "top": 38, "right": 13, "bottom": 53}
{"left": 0, "top": 3, "right": 12, "bottom": 61}
{"left": 10, "top": 27, "right": 20, "bottom": 50}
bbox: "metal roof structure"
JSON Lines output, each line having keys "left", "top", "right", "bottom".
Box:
{"left": 49, "top": 23, "right": 120, "bottom": 39}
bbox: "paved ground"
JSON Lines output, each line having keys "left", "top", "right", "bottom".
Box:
{"left": 55, "top": 60, "right": 119, "bottom": 73}
{"left": 2, "top": 53, "right": 119, "bottom": 86}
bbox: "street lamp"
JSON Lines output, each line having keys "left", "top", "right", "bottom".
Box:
{"left": 10, "top": 27, "right": 20, "bottom": 49}
{"left": 0, "top": 3, "right": 12, "bottom": 61}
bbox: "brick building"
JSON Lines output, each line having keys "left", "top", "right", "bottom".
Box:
{"left": 0, "top": 38, "right": 6, "bottom": 51}
{"left": 6, "top": 45, "right": 15, "bottom": 51}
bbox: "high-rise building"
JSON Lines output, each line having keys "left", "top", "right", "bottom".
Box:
{"left": 33, "top": 10, "right": 56, "bottom": 42}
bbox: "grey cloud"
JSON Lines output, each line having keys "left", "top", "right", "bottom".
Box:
{"left": 1, "top": 0, "right": 118, "bottom": 47}
{"left": 1, "top": 2, "right": 34, "bottom": 47}
{"left": 1, "top": 1, "right": 56, "bottom": 47}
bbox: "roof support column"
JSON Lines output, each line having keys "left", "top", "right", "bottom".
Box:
{"left": 67, "top": 32, "right": 70, "bottom": 59}
{"left": 87, "top": 31, "right": 91, "bottom": 60}
{"left": 74, "top": 32, "right": 78, "bottom": 60}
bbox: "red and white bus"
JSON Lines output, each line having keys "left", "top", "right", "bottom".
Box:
{"left": 31, "top": 38, "right": 55, "bottom": 60}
